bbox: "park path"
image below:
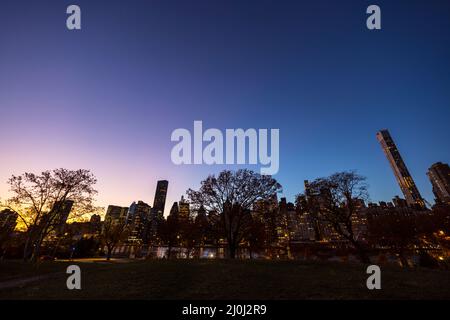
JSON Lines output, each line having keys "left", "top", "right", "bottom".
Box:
{"left": 0, "top": 273, "right": 60, "bottom": 290}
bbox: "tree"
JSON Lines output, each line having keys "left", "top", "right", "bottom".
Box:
{"left": 0, "top": 209, "right": 18, "bottom": 258}
{"left": 159, "top": 214, "right": 180, "bottom": 259}
{"left": 415, "top": 205, "right": 450, "bottom": 267}
{"left": 101, "top": 217, "right": 129, "bottom": 261}
{"left": 245, "top": 216, "right": 266, "bottom": 259}
{"left": 251, "top": 198, "right": 280, "bottom": 257}
{"left": 367, "top": 210, "right": 417, "bottom": 267}
{"left": 0, "top": 169, "right": 98, "bottom": 262}
{"left": 193, "top": 206, "right": 213, "bottom": 247}
{"left": 187, "top": 169, "right": 282, "bottom": 259}
{"left": 425, "top": 205, "right": 450, "bottom": 251}
{"left": 296, "top": 171, "right": 371, "bottom": 263}
{"left": 181, "top": 218, "right": 200, "bottom": 258}
{"left": 367, "top": 205, "right": 450, "bottom": 268}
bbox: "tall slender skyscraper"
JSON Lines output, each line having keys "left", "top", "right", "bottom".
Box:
{"left": 427, "top": 162, "right": 450, "bottom": 204}
{"left": 152, "top": 180, "right": 168, "bottom": 216}
{"left": 376, "top": 129, "right": 425, "bottom": 209}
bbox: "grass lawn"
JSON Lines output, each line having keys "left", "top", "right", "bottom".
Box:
{"left": 0, "top": 259, "right": 449, "bottom": 300}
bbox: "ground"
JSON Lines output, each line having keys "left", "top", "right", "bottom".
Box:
{"left": 0, "top": 259, "right": 449, "bottom": 299}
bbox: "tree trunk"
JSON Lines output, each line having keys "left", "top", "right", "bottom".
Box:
{"left": 350, "top": 239, "right": 371, "bottom": 264}
{"left": 287, "top": 242, "right": 293, "bottom": 259}
{"left": 31, "top": 246, "right": 40, "bottom": 263}
{"left": 31, "top": 224, "right": 51, "bottom": 263}
{"left": 228, "top": 243, "right": 236, "bottom": 259}
{"left": 357, "top": 249, "right": 371, "bottom": 264}
{"left": 398, "top": 250, "right": 409, "bottom": 268}
{"left": 23, "top": 233, "right": 32, "bottom": 262}
{"left": 51, "top": 237, "right": 62, "bottom": 259}
{"left": 106, "top": 247, "right": 112, "bottom": 261}
{"left": 31, "top": 234, "right": 45, "bottom": 263}
{"left": 186, "top": 247, "right": 193, "bottom": 259}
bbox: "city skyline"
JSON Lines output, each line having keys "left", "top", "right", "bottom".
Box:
{"left": 0, "top": 1, "right": 450, "bottom": 304}
{"left": 0, "top": 128, "right": 446, "bottom": 215}
{"left": 1, "top": 1, "right": 450, "bottom": 212}
{"left": 99, "top": 143, "right": 450, "bottom": 212}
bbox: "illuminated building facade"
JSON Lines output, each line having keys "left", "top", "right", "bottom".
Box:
{"left": 376, "top": 129, "right": 425, "bottom": 209}
{"left": 105, "top": 205, "right": 129, "bottom": 222}
{"left": 127, "top": 200, "right": 151, "bottom": 243}
{"left": 152, "top": 180, "right": 168, "bottom": 216}
{"left": 178, "top": 196, "right": 190, "bottom": 221}
{"left": 53, "top": 200, "right": 74, "bottom": 226}
{"left": 427, "top": 162, "right": 450, "bottom": 204}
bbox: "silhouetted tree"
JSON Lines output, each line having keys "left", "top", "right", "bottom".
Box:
{"left": 251, "top": 199, "right": 279, "bottom": 252}
{"left": 181, "top": 218, "right": 200, "bottom": 258}
{"left": 245, "top": 217, "right": 266, "bottom": 259}
{"left": 187, "top": 169, "right": 282, "bottom": 259}
{"left": 368, "top": 210, "right": 417, "bottom": 267}
{"left": 297, "top": 171, "right": 371, "bottom": 263}
{"left": 206, "top": 209, "right": 225, "bottom": 255}
{"left": 0, "top": 209, "right": 17, "bottom": 258}
{"left": 73, "top": 237, "right": 100, "bottom": 258}
{"left": 424, "top": 205, "right": 450, "bottom": 251}
{"left": 0, "top": 169, "right": 98, "bottom": 262}
{"left": 159, "top": 214, "right": 180, "bottom": 258}
{"left": 101, "top": 217, "right": 129, "bottom": 261}
{"left": 193, "top": 206, "right": 213, "bottom": 247}
{"left": 368, "top": 206, "right": 450, "bottom": 268}
{"left": 415, "top": 206, "right": 450, "bottom": 267}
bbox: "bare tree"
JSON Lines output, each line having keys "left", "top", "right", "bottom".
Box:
{"left": 368, "top": 206, "right": 450, "bottom": 268}
{"left": 101, "top": 217, "right": 129, "bottom": 261}
{"left": 297, "top": 171, "right": 371, "bottom": 263}
{"left": 187, "top": 169, "right": 282, "bottom": 259}
{"left": 0, "top": 169, "right": 98, "bottom": 262}
{"left": 0, "top": 209, "right": 19, "bottom": 260}
{"left": 422, "top": 205, "right": 450, "bottom": 251}
{"left": 179, "top": 218, "right": 198, "bottom": 259}
{"left": 245, "top": 217, "right": 266, "bottom": 259}
{"left": 367, "top": 209, "right": 416, "bottom": 267}
{"left": 159, "top": 214, "right": 181, "bottom": 259}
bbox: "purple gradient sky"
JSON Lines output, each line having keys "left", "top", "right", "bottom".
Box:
{"left": 1, "top": 0, "right": 450, "bottom": 215}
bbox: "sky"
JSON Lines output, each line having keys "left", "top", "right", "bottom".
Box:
{"left": 1, "top": 0, "right": 449, "bottom": 215}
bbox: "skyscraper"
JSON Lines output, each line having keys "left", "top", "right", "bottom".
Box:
{"left": 38, "top": 199, "right": 75, "bottom": 236}
{"left": 152, "top": 180, "right": 168, "bottom": 216}
{"left": 178, "top": 196, "right": 190, "bottom": 221}
{"left": 127, "top": 200, "right": 151, "bottom": 243}
{"left": 105, "top": 205, "right": 129, "bottom": 222}
{"left": 169, "top": 202, "right": 179, "bottom": 218}
{"left": 427, "top": 162, "right": 450, "bottom": 204}
{"left": 44, "top": 199, "right": 75, "bottom": 235}
{"left": 376, "top": 129, "right": 425, "bottom": 209}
